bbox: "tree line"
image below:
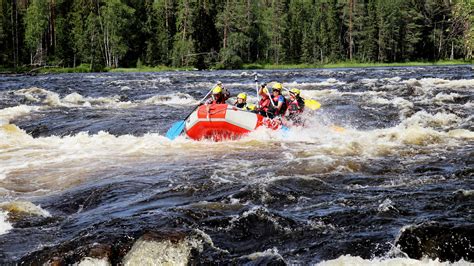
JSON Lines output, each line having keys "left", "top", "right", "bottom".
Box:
{"left": 0, "top": 0, "right": 472, "bottom": 71}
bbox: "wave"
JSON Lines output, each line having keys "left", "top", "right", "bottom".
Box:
{"left": 0, "top": 105, "right": 40, "bottom": 125}
{"left": 143, "top": 93, "right": 197, "bottom": 105}
{"left": 12, "top": 87, "right": 202, "bottom": 109}
{"left": 0, "top": 201, "right": 51, "bottom": 217}
{"left": 316, "top": 254, "right": 471, "bottom": 266}
{"left": 0, "top": 211, "right": 12, "bottom": 235}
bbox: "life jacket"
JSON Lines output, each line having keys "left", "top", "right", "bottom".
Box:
{"left": 256, "top": 97, "right": 273, "bottom": 117}
{"left": 288, "top": 96, "right": 305, "bottom": 114}
{"left": 235, "top": 102, "right": 247, "bottom": 109}
{"left": 258, "top": 97, "right": 271, "bottom": 112}
{"left": 271, "top": 94, "right": 287, "bottom": 116}
{"left": 207, "top": 93, "right": 227, "bottom": 104}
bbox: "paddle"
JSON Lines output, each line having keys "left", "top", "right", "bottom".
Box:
{"left": 281, "top": 86, "right": 321, "bottom": 110}
{"left": 304, "top": 99, "right": 321, "bottom": 110}
{"left": 261, "top": 84, "right": 290, "bottom": 131}
{"left": 254, "top": 74, "right": 260, "bottom": 108}
{"left": 165, "top": 87, "right": 214, "bottom": 140}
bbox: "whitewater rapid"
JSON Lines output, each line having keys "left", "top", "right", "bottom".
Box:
{"left": 0, "top": 66, "right": 472, "bottom": 264}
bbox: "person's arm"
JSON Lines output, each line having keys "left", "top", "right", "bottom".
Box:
{"left": 276, "top": 95, "right": 285, "bottom": 112}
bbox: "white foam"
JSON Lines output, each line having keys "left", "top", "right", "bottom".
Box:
{"left": 122, "top": 236, "right": 203, "bottom": 266}
{"left": 402, "top": 111, "right": 461, "bottom": 129}
{"left": 78, "top": 257, "right": 111, "bottom": 266}
{"left": 240, "top": 247, "right": 284, "bottom": 262}
{"left": 0, "top": 105, "right": 40, "bottom": 125}
{"left": 317, "top": 255, "right": 472, "bottom": 266}
{"left": 143, "top": 93, "right": 197, "bottom": 105}
{"left": 377, "top": 198, "right": 396, "bottom": 213}
{"left": 285, "top": 79, "right": 346, "bottom": 87}
{"left": 0, "top": 201, "right": 51, "bottom": 217}
{"left": 433, "top": 92, "right": 462, "bottom": 103}
{"left": 0, "top": 211, "right": 12, "bottom": 235}
{"left": 454, "top": 189, "right": 474, "bottom": 197}
{"left": 369, "top": 96, "right": 392, "bottom": 105}
{"left": 13, "top": 87, "right": 135, "bottom": 109}
{"left": 392, "top": 97, "right": 414, "bottom": 119}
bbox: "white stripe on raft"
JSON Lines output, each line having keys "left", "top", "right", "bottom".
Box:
{"left": 225, "top": 109, "right": 258, "bottom": 131}
{"left": 185, "top": 107, "right": 258, "bottom": 132}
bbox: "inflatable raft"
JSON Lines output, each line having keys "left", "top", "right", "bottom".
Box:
{"left": 184, "top": 104, "right": 282, "bottom": 141}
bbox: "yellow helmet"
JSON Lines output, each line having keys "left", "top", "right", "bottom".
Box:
{"left": 212, "top": 85, "right": 223, "bottom": 94}
{"left": 237, "top": 93, "right": 247, "bottom": 101}
{"left": 272, "top": 82, "right": 283, "bottom": 91}
{"left": 289, "top": 88, "right": 300, "bottom": 96}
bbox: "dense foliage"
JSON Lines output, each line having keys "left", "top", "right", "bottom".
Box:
{"left": 1, "top": 0, "right": 472, "bottom": 70}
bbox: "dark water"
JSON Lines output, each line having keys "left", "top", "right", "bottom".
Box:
{"left": 0, "top": 66, "right": 473, "bottom": 265}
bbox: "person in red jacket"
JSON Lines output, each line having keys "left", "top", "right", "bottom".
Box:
{"left": 206, "top": 82, "right": 230, "bottom": 104}
{"left": 270, "top": 82, "right": 288, "bottom": 117}
{"left": 255, "top": 84, "right": 273, "bottom": 117}
{"left": 286, "top": 88, "right": 305, "bottom": 125}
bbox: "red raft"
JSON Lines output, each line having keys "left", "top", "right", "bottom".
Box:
{"left": 184, "top": 104, "right": 282, "bottom": 141}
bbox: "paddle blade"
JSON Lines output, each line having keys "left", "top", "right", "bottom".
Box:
{"left": 330, "top": 125, "right": 346, "bottom": 133}
{"left": 305, "top": 99, "right": 321, "bottom": 110}
{"left": 166, "top": 121, "right": 185, "bottom": 140}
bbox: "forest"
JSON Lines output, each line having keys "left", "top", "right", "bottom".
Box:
{"left": 0, "top": 0, "right": 472, "bottom": 71}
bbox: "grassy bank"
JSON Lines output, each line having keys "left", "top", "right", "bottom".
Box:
{"left": 1, "top": 60, "right": 471, "bottom": 74}
{"left": 242, "top": 60, "right": 472, "bottom": 70}
{"left": 108, "top": 65, "right": 195, "bottom": 72}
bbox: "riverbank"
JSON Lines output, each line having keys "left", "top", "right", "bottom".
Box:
{"left": 0, "top": 60, "right": 471, "bottom": 74}
{"left": 243, "top": 60, "right": 472, "bottom": 69}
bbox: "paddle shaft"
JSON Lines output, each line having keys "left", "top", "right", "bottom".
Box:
{"left": 254, "top": 74, "right": 260, "bottom": 108}
{"left": 183, "top": 87, "right": 213, "bottom": 125}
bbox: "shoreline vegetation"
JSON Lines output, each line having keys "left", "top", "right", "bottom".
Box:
{"left": 0, "top": 60, "right": 471, "bottom": 75}
{"left": 2, "top": 1, "right": 472, "bottom": 76}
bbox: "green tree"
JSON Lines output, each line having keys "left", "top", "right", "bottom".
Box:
{"left": 261, "top": 0, "right": 288, "bottom": 64}
{"left": 99, "top": 0, "right": 134, "bottom": 67}
{"left": 70, "top": 0, "right": 94, "bottom": 67}
{"left": 144, "top": 0, "right": 176, "bottom": 66}
{"left": 24, "top": 0, "right": 48, "bottom": 65}
{"left": 216, "top": 0, "right": 249, "bottom": 68}
{"left": 172, "top": 0, "right": 196, "bottom": 67}
{"left": 0, "top": 0, "right": 8, "bottom": 65}
{"left": 287, "top": 0, "right": 312, "bottom": 63}
{"left": 448, "top": 0, "right": 473, "bottom": 60}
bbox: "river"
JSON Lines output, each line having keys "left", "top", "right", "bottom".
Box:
{"left": 0, "top": 66, "right": 473, "bottom": 265}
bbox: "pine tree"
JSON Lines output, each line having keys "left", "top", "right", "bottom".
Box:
{"left": 320, "top": 0, "right": 342, "bottom": 62}
{"left": 261, "top": 0, "right": 288, "bottom": 64}
{"left": 172, "top": 0, "right": 196, "bottom": 67}
{"left": 287, "top": 0, "right": 312, "bottom": 63}
{"left": 216, "top": 0, "right": 249, "bottom": 68}
{"left": 0, "top": 0, "right": 8, "bottom": 65}
{"left": 192, "top": 0, "right": 219, "bottom": 69}
{"left": 145, "top": 0, "right": 176, "bottom": 66}
{"left": 53, "top": 0, "right": 74, "bottom": 66}
{"left": 376, "top": 0, "right": 401, "bottom": 62}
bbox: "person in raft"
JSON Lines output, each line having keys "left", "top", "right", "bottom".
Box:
{"left": 234, "top": 93, "right": 256, "bottom": 111}
{"left": 206, "top": 81, "right": 230, "bottom": 104}
{"left": 255, "top": 84, "right": 273, "bottom": 117}
{"left": 286, "top": 88, "right": 306, "bottom": 125}
{"left": 269, "top": 82, "right": 288, "bottom": 117}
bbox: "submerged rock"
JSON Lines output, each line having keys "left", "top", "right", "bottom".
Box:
{"left": 395, "top": 222, "right": 474, "bottom": 262}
